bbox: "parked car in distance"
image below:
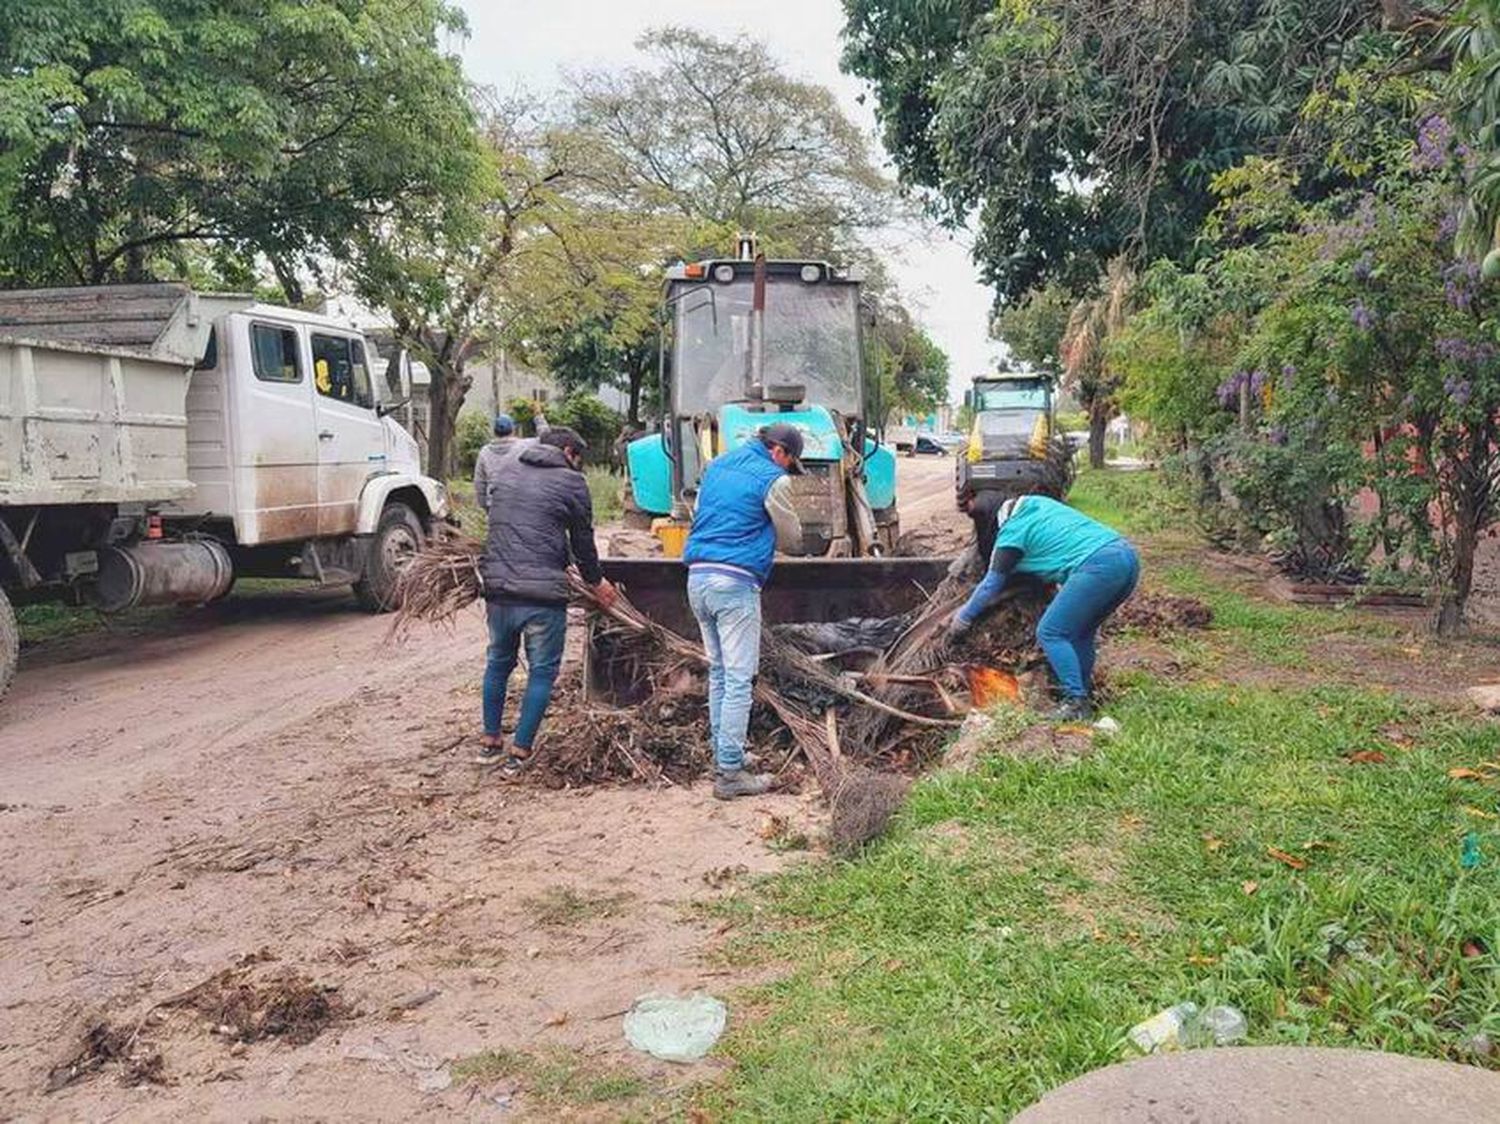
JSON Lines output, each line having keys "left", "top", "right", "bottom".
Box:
{"left": 914, "top": 434, "right": 949, "bottom": 456}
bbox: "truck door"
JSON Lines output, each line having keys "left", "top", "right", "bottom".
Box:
{"left": 309, "top": 333, "right": 385, "bottom": 536}
{"left": 233, "top": 319, "right": 320, "bottom": 544}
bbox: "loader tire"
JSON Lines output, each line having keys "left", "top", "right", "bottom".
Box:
{"left": 0, "top": 587, "right": 17, "bottom": 702}
{"left": 353, "top": 502, "right": 424, "bottom": 613}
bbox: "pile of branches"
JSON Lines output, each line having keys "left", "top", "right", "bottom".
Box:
{"left": 393, "top": 536, "right": 1047, "bottom": 850}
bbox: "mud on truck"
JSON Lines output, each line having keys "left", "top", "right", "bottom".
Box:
{"left": 0, "top": 284, "right": 449, "bottom": 700}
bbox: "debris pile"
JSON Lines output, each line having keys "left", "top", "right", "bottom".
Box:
{"left": 1107, "top": 592, "right": 1214, "bottom": 636}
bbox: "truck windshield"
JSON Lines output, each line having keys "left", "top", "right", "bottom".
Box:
{"left": 672, "top": 277, "right": 862, "bottom": 416}
{"left": 975, "top": 380, "right": 1047, "bottom": 411}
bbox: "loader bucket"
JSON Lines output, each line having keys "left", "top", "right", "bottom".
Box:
{"left": 586, "top": 555, "right": 959, "bottom": 703}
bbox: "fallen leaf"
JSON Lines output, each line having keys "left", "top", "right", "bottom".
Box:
{"left": 1202, "top": 833, "right": 1225, "bottom": 853}
{"left": 1301, "top": 840, "right": 1334, "bottom": 851}
{"left": 1187, "top": 953, "right": 1219, "bottom": 967}
{"left": 882, "top": 958, "right": 905, "bottom": 972}
{"left": 1462, "top": 806, "right": 1498, "bottom": 820}
{"left": 1267, "top": 846, "right": 1308, "bottom": 870}
{"left": 1464, "top": 942, "right": 1485, "bottom": 959}
{"left": 544, "top": 1012, "right": 569, "bottom": 1027}
{"left": 1346, "top": 750, "right": 1388, "bottom": 764}
{"left": 1055, "top": 723, "right": 1094, "bottom": 737}
{"left": 1241, "top": 880, "right": 1259, "bottom": 896}
{"left": 1448, "top": 768, "right": 1484, "bottom": 780}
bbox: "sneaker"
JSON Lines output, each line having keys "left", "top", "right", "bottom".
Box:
{"left": 1047, "top": 698, "right": 1094, "bottom": 723}
{"left": 713, "top": 768, "right": 774, "bottom": 800}
{"left": 474, "top": 740, "right": 506, "bottom": 766}
{"left": 499, "top": 748, "right": 534, "bottom": 781}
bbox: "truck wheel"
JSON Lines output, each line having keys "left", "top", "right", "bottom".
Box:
{"left": 0, "top": 587, "right": 17, "bottom": 701}
{"left": 353, "top": 502, "right": 424, "bottom": 613}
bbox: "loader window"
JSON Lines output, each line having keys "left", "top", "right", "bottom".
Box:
{"left": 975, "top": 381, "right": 1047, "bottom": 411}
{"left": 673, "top": 277, "right": 861, "bottom": 416}
{"left": 311, "top": 334, "right": 374, "bottom": 409}
{"left": 251, "top": 324, "right": 302, "bottom": 383}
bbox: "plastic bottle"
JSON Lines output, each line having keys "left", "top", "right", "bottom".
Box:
{"left": 1462, "top": 832, "right": 1482, "bottom": 870}
{"left": 1197, "top": 1004, "right": 1249, "bottom": 1045}
{"left": 1127, "top": 1002, "right": 1199, "bottom": 1054}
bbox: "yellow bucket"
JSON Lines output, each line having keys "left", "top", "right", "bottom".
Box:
{"left": 652, "top": 518, "right": 690, "bottom": 558}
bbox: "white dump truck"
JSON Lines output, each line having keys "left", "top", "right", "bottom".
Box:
{"left": 0, "top": 284, "right": 449, "bottom": 698}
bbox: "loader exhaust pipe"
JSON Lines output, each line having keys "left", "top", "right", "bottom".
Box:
{"left": 93, "top": 540, "right": 234, "bottom": 613}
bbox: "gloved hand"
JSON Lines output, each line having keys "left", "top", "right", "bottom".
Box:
{"left": 946, "top": 615, "right": 973, "bottom": 643}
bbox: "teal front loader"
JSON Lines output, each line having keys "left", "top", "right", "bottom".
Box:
{"left": 596, "top": 244, "right": 953, "bottom": 648}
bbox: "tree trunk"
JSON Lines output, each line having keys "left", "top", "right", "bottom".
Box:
{"left": 270, "top": 257, "right": 306, "bottom": 307}
{"left": 1087, "top": 399, "right": 1109, "bottom": 470}
{"left": 425, "top": 359, "right": 473, "bottom": 480}
{"left": 627, "top": 362, "right": 645, "bottom": 427}
{"left": 1435, "top": 513, "right": 1477, "bottom": 637}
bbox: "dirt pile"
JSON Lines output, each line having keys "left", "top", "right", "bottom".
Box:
{"left": 1109, "top": 592, "right": 1214, "bottom": 636}
{"left": 47, "top": 1023, "right": 165, "bottom": 1093}
{"left": 45, "top": 952, "right": 348, "bottom": 1094}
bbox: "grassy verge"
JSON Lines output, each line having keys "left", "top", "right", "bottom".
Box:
{"left": 706, "top": 467, "right": 1500, "bottom": 1121}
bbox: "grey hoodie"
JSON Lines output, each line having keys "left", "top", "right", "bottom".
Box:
{"left": 473, "top": 435, "right": 532, "bottom": 509}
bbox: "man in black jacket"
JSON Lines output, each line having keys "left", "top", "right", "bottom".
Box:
{"left": 477, "top": 426, "right": 616, "bottom": 775}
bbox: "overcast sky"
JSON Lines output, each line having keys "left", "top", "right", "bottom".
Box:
{"left": 453, "top": 0, "right": 999, "bottom": 402}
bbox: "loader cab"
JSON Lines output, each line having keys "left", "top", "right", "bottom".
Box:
{"left": 664, "top": 257, "right": 866, "bottom": 496}
{"left": 956, "top": 371, "right": 1071, "bottom": 501}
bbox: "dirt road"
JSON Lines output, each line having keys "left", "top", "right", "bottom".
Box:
{"left": 0, "top": 458, "right": 961, "bottom": 1119}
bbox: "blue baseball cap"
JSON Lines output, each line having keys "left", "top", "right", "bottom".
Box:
{"left": 493, "top": 413, "right": 515, "bottom": 436}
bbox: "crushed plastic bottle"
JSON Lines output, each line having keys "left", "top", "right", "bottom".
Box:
{"left": 1196, "top": 1004, "right": 1249, "bottom": 1045}
{"left": 1462, "top": 832, "right": 1482, "bottom": 870}
{"left": 623, "top": 992, "right": 727, "bottom": 1063}
{"left": 1127, "top": 1002, "right": 1199, "bottom": 1054}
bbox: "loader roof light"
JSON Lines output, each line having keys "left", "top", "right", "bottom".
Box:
{"left": 713, "top": 264, "right": 736, "bottom": 283}
{"left": 799, "top": 264, "right": 822, "bottom": 283}
{"left": 684, "top": 263, "right": 706, "bottom": 279}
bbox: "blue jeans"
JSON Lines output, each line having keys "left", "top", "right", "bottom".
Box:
{"left": 483, "top": 601, "right": 567, "bottom": 749}
{"left": 687, "top": 572, "right": 762, "bottom": 772}
{"left": 1036, "top": 540, "right": 1140, "bottom": 699}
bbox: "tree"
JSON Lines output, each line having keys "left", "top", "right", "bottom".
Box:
{"left": 1060, "top": 258, "right": 1135, "bottom": 469}
{"left": 0, "top": 0, "right": 478, "bottom": 293}
{"left": 569, "top": 27, "right": 898, "bottom": 262}
{"left": 995, "top": 282, "right": 1073, "bottom": 372}
{"left": 841, "top": 0, "right": 1399, "bottom": 304}
{"left": 869, "top": 308, "right": 950, "bottom": 429}
{"left": 354, "top": 110, "right": 573, "bottom": 477}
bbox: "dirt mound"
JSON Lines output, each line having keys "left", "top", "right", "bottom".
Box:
{"left": 165, "top": 962, "right": 348, "bottom": 1046}
{"left": 47, "top": 1023, "right": 165, "bottom": 1092}
{"left": 1109, "top": 593, "right": 1213, "bottom": 636}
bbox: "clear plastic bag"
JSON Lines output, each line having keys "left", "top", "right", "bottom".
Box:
{"left": 623, "top": 992, "right": 728, "bottom": 1063}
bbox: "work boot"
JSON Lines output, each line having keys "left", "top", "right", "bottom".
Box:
{"left": 1047, "top": 697, "right": 1094, "bottom": 723}
{"left": 713, "top": 768, "right": 774, "bottom": 800}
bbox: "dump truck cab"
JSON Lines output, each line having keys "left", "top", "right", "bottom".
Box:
{"left": 624, "top": 249, "right": 899, "bottom": 557}
{"left": 955, "top": 370, "right": 1072, "bottom": 504}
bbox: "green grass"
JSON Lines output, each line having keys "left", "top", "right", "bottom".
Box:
{"left": 709, "top": 684, "right": 1500, "bottom": 1120}
{"left": 1069, "top": 464, "right": 1188, "bottom": 539}
{"left": 451, "top": 1047, "right": 645, "bottom": 1105}
{"left": 522, "top": 885, "right": 633, "bottom": 927}
{"left": 586, "top": 465, "right": 625, "bottom": 523}
{"left": 704, "top": 466, "right": 1500, "bottom": 1120}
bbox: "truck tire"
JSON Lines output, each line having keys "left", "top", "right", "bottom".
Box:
{"left": 0, "top": 587, "right": 17, "bottom": 701}
{"left": 353, "top": 502, "right": 424, "bottom": 613}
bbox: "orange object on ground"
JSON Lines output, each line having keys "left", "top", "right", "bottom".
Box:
{"left": 968, "top": 666, "right": 1020, "bottom": 707}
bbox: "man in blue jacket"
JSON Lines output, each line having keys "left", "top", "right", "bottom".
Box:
{"left": 683, "top": 423, "right": 804, "bottom": 799}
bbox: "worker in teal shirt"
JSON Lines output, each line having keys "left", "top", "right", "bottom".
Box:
{"left": 948, "top": 495, "right": 1139, "bottom": 721}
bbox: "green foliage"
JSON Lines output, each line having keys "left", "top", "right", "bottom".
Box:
{"left": 454, "top": 410, "right": 492, "bottom": 476}
{"left": 0, "top": 0, "right": 479, "bottom": 289}
{"left": 841, "top": 0, "right": 1395, "bottom": 302}
{"left": 545, "top": 392, "right": 624, "bottom": 463}
{"left": 995, "top": 282, "right": 1072, "bottom": 372}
